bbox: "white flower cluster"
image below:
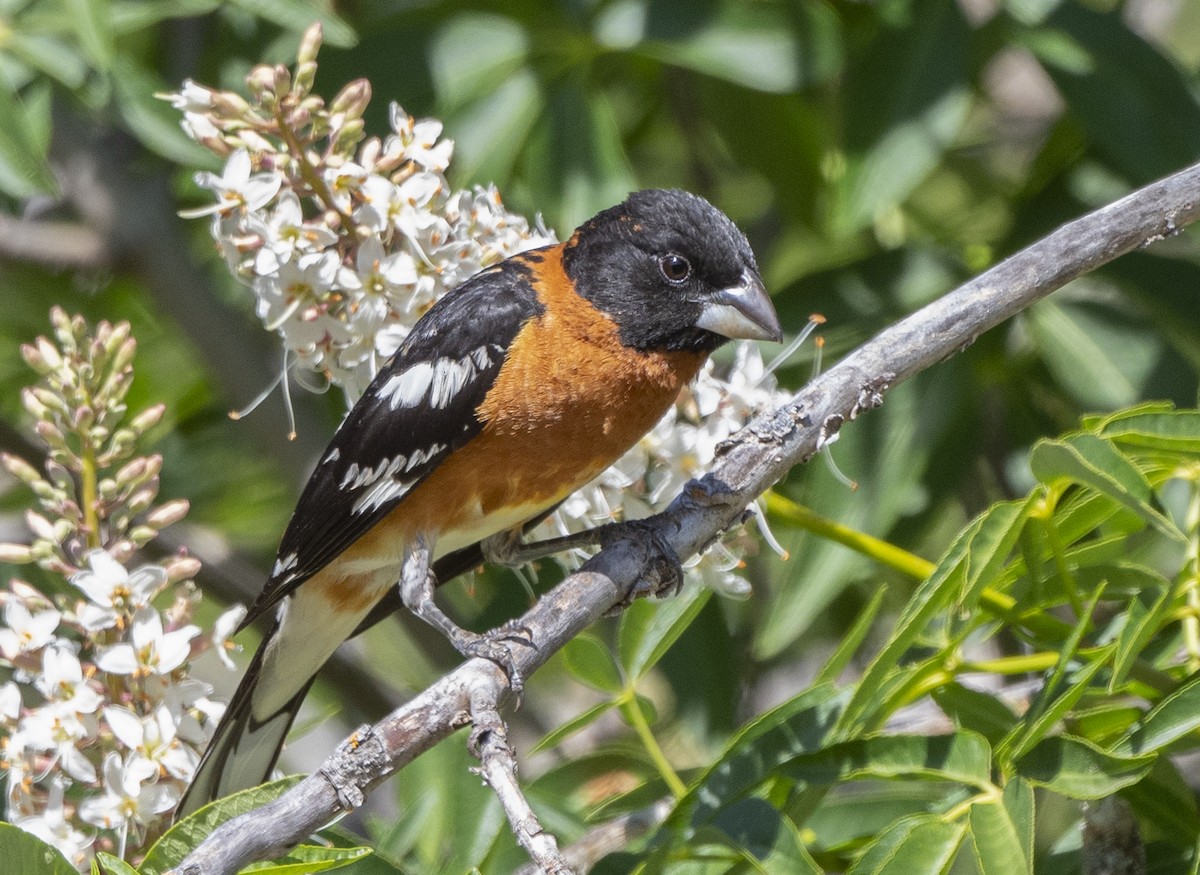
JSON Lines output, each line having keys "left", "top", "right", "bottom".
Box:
{"left": 169, "top": 23, "right": 795, "bottom": 598}
{"left": 0, "top": 310, "right": 244, "bottom": 869}
{"left": 0, "top": 559, "right": 242, "bottom": 866}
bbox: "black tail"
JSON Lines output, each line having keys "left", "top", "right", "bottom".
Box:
{"left": 176, "top": 619, "right": 315, "bottom": 819}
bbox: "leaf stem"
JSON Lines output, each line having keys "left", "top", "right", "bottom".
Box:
{"left": 621, "top": 692, "right": 687, "bottom": 799}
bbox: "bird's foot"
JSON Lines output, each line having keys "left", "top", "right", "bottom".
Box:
{"left": 602, "top": 518, "right": 684, "bottom": 612}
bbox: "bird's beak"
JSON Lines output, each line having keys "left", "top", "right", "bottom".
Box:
{"left": 694, "top": 270, "right": 783, "bottom": 342}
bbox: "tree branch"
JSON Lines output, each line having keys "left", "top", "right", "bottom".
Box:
{"left": 168, "top": 160, "right": 1200, "bottom": 875}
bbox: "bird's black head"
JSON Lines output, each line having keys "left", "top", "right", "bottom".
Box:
{"left": 562, "top": 189, "right": 782, "bottom": 354}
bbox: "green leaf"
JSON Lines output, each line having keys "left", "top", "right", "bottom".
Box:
{"left": 969, "top": 796, "right": 1030, "bottom": 875}
{"left": 112, "top": 58, "right": 213, "bottom": 165}
{"left": 95, "top": 853, "right": 140, "bottom": 875}
{"left": 1003, "top": 778, "right": 1036, "bottom": 867}
{"left": 835, "top": 0, "right": 971, "bottom": 234}
{"left": 3, "top": 31, "right": 88, "bottom": 87}
{"left": 562, "top": 632, "right": 623, "bottom": 694}
{"left": 1033, "top": 3, "right": 1200, "bottom": 183}
{"left": 839, "top": 498, "right": 1032, "bottom": 734}
{"left": 138, "top": 775, "right": 305, "bottom": 874}
{"left": 814, "top": 584, "right": 886, "bottom": 685}
{"left": 1093, "top": 407, "right": 1200, "bottom": 455}
{"left": 64, "top": 0, "right": 112, "bottom": 69}
{"left": 0, "top": 75, "right": 58, "bottom": 197}
{"left": 531, "top": 699, "right": 618, "bottom": 753}
{"left": 0, "top": 822, "right": 78, "bottom": 875}
{"left": 110, "top": 0, "right": 224, "bottom": 34}
{"left": 847, "top": 814, "right": 966, "bottom": 875}
{"left": 243, "top": 844, "right": 371, "bottom": 873}
{"left": 617, "top": 581, "right": 709, "bottom": 680}
{"left": 429, "top": 13, "right": 529, "bottom": 110}
{"left": 1119, "top": 674, "right": 1200, "bottom": 756}
{"left": 998, "top": 644, "right": 1112, "bottom": 764}
{"left": 673, "top": 683, "right": 845, "bottom": 828}
{"left": 1025, "top": 300, "right": 1162, "bottom": 411}
{"left": 780, "top": 732, "right": 993, "bottom": 791}
{"left": 1029, "top": 433, "right": 1183, "bottom": 542}
{"left": 707, "top": 798, "right": 822, "bottom": 874}
{"left": 1015, "top": 734, "right": 1155, "bottom": 799}
{"left": 637, "top": 1, "right": 839, "bottom": 93}
{"left": 932, "top": 682, "right": 1018, "bottom": 744}
{"left": 227, "top": 0, "right": 357, "bottom": 47}
{"left": 1107, "top": 576, "right": 1172, "bottom": 691}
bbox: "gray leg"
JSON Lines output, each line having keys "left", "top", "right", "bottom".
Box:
{"left": 400, "top": 533, "right": 530, "bottom": 695}
{"left": 481, "top": 524, "right": 617, "bottom": 567}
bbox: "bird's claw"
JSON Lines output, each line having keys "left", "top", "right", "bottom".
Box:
{"left": 456, "top": 624, "right": 532, "bottom": 702}
{"left": 602, "top": 519, "right": 684, "bottom": 612}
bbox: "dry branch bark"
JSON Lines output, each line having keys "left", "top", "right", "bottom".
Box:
{"left": 169, "top": 160, "right": 1200, "bottom": 875}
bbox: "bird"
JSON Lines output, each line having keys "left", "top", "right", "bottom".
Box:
{"left": 177, "top": 188, "right": 782, "bottom": 816}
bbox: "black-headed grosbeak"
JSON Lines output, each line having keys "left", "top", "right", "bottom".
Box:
{"left": 179, "top": 188, "right": 781, "bottom": 815}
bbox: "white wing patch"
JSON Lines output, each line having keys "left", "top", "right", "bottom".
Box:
{"left": 376, "top": 345, "right": 502, "bottom": 411}
{"left": 345, "top": 443, "right": 447, "bottom": 514}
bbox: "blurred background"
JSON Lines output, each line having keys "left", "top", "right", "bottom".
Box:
{"left": 1, "top": 0, "right": 1199, "bottom": 868}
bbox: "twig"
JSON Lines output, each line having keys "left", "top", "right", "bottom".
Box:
{"left": 513, "top": 798, "right": 674, "bottom": 875}
{"left": 469, "top": 679, "right": 573, "bottom": 874}
{"left": 168, "top": 159, "right": 1200, "bottom": 875}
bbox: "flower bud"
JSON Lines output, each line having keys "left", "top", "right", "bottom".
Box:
{"left": 115, "top": 457, "right": 148, "bottom": 486}
{"left": 333, "top": 119, "right": 366, "bottom": 152}
{"left": 273, "top": 64, "right": 292, "bottom": 96}
{"left": 247, "top": 64, "right": 279, "bottom": 98}
{"left": 211, "top": 90, "right": 251, "bottom": 117}
{"left": 128, "top": 488, "right": 157, "bottom": 514}
{"left": 298, "top": 22, "right": 323, "bottom": 66}
{"left": 130, "top": 404, "right": 165, "bottom": 433}
{"left": 331, "top": 80, "right": 371, "bottom": 120}
{"left": 110, "top": 336, "right": 137, "bottom": 374}
{"left": 74, "top": 405, "right": 95, "bottom": 430}
{"left": 0, "top": 543, "right": 34, "bottom": 563}
{"left": 2, "top": 453, "right": 43, "bottom": 487}
{"left": 34, "top": 420, "right": 67, "bottom": 450}
{"left": 129, "top": 526, "right": 158, "bottom": 546}
{"left": 236, "top": 130, "right": 276, "bottom": 154}
{"left": 165, "top": 554, "right": 203, "bottom": 582}
{"left": 30, "top": 387, "right": 68, "bottom": 415}
{"left": 291, "top": 61, "right": 316, "bottom": 97}
{"left": 52, "top": 519, "right": 74, "bottom": 543}
{"left": 146, "top": 499, "right": 190, "bottom": 529}
{"left": 21, "top": 388, "right": 48, "bottom": 420}
{"left": 25, "top": 511, "right": 56, "bottom": 541}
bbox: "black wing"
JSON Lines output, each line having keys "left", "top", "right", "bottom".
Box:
{"left": 242, "top": 253, "right": 547, "bottom": 627}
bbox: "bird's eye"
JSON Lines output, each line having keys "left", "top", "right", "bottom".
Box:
{"left": 659, "top": 254, "right": 691, "bottom": 283}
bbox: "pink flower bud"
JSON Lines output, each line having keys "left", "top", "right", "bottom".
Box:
{"left": 298, "top": 22, "right": 323, "bottom": 66}
{"left": 146, "top": 499, "right": 190, "bottom": 529}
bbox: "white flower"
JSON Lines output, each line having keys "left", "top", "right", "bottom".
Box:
{"left": 94, "top": 607, "right": 200, "bottom": 678}
{"left": 181, "top": 149, "right": 282, "bottom": 218}
{"left": 79, "top": 752, "right": 178, "bottom": 858}
{"left": 0, "top": 598, "right": 61, "bottom": 659}
{"left": 35, "top": 645, "right": 102, "bottom": 714}
{"left": 71, "top": 550, "right": 167, "bottom": 631}
{"left": 16, "top": 705, "right": 98, "bottom": 783}
{"left": 323, "top": 161, "right": 368, "bottom": 213}
{"left": 105, "top": 704, "right": 198, "bottom": 781}
{"left": 210, "top": 604, "right": 247, "bottom": 672}
{"left": 163, "top": 678, "right": 219, "bottom": 746}
{"left": 0, "top": 681, "right": 20, "bottom": 721}
{"left": 14, "top": 778, "right": 93, "bottom": 869}
{"left": 249, "top": 190, "right": 338, "bottom": 275}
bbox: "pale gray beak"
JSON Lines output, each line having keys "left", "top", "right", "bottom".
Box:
{"left": 694, "top": 270, "right": 782, "bottom": 342}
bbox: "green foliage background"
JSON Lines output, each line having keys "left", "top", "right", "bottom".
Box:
{"left": 2, "top": 0, "right": 1200, "bottom": 872}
